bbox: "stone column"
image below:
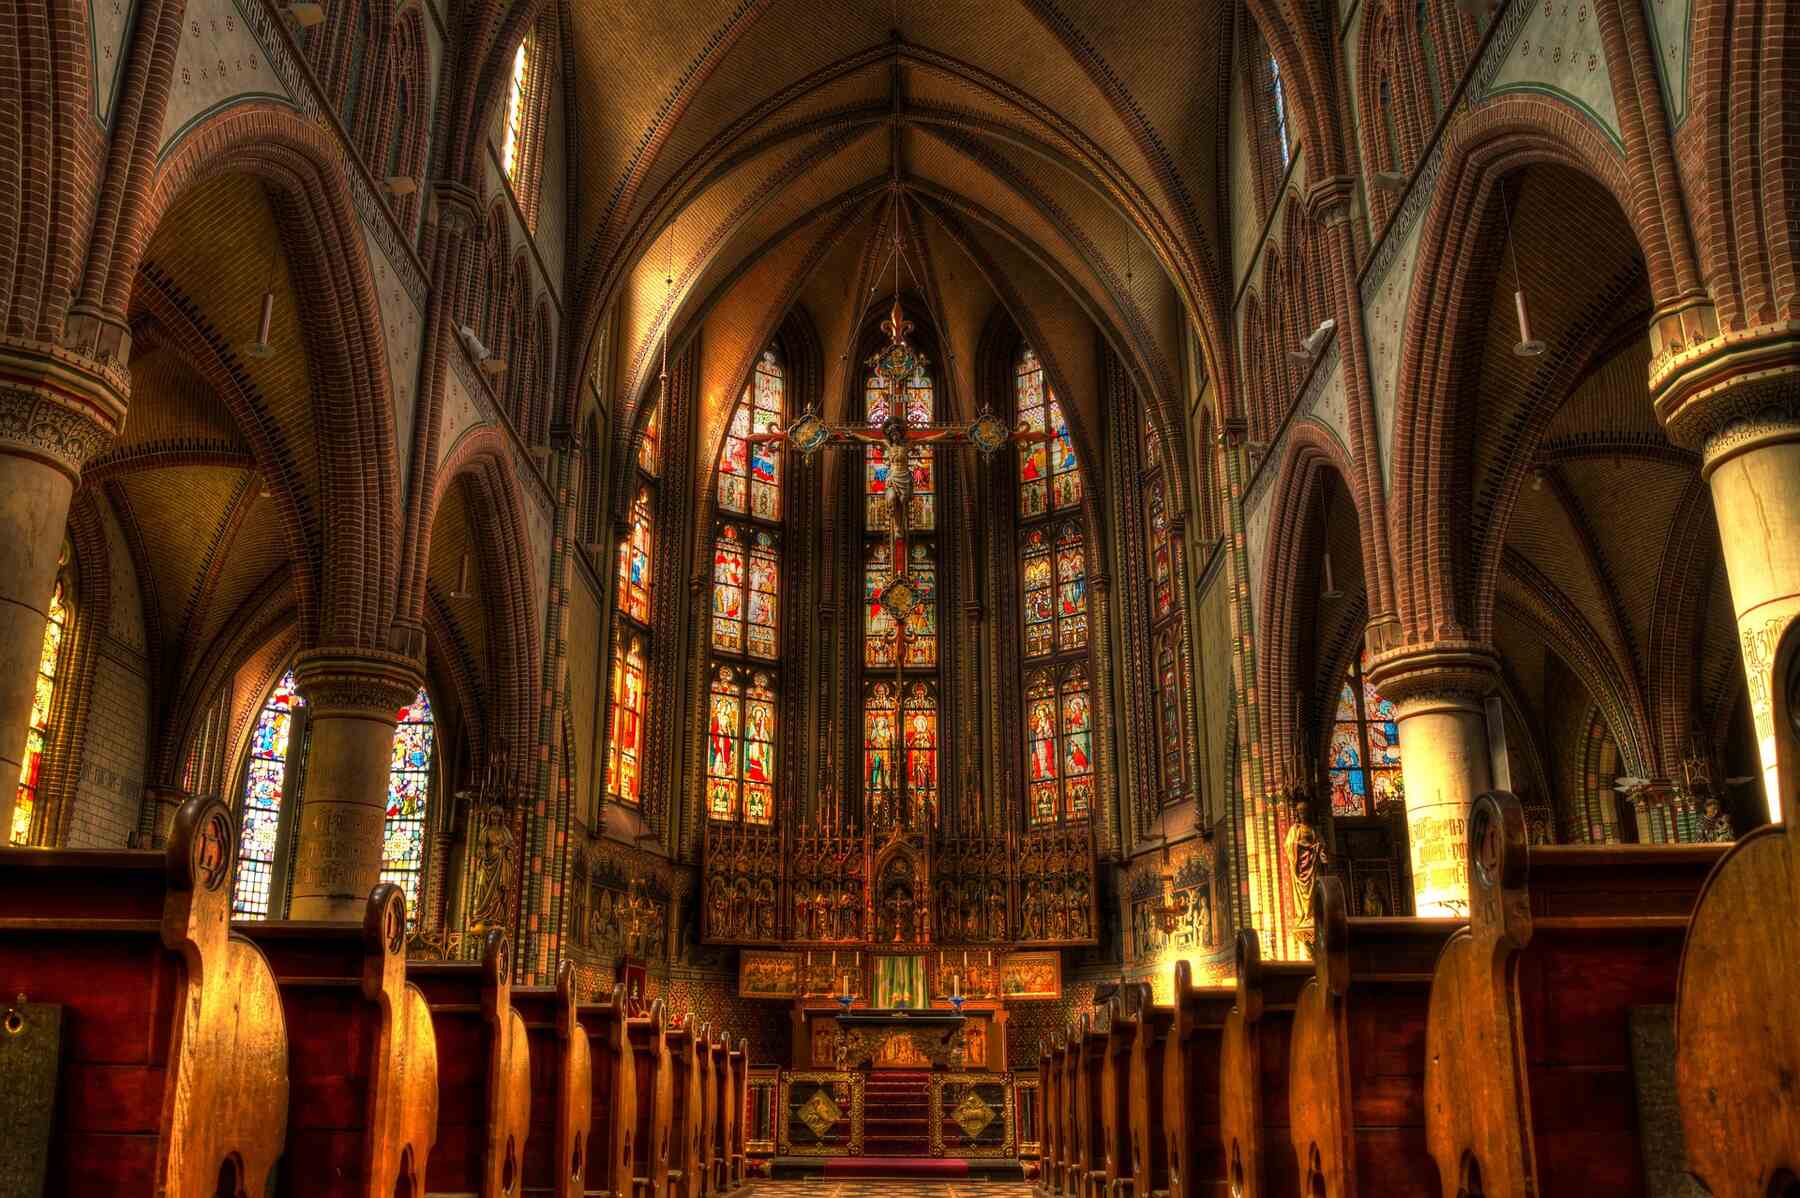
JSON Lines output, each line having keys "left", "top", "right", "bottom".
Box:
{"left": 0, "top": 341, "right": 126, "bottom": 839}
{"left": 1653, "top": 325, "right": 1800, "bottom": 821}
{"left": 1366, "top": 643, "right": 1499, "bottom": 917}
{"left": 289, "top": 647, "right": 423, "bottom": 920}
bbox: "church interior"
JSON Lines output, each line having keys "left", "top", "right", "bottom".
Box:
{"left": 0, "top": 0, "right": 1796, "bottom": 1192}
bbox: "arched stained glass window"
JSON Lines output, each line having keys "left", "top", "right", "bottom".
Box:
{"left": 383, "top": 687, "right": 433, "bottom": 920}
{"left": 1016, "top": 347, "right": 1082, "bottom": 517}
{"left": 1142, "top": 406, "right": 1190, "bottom": 807}
{"left": 1156, "top": 630, "right": 1187, "bottom": 802}
{"left": 1054, "top": 522, "right": 1089, "bottom": 654}
{"left": 1025, "top": 665, "right": 1093, "bottom": 825}
{"left": 503, "top": 37, "right": 531, "bottom": 180}
{"left": 1148, "top": 477, "right": 1175, "bottom": 620}
{"left": 1327, "top": 646, "right": 1402, "bottom": 817}
{"left": 638, "top": 401, "right": 662, "bottom": 476}
{"left": 618, "top": 484, "right": 654, "bottom": 624}
{"left": 607, "top": 636, "right": 646, "bottom": 805}
{"left": 706, "top": 667, "right": 774, "bottom": 824}
{"left": 234, "top": 670, "right": 305, "bottom": 918}
{"left": 864, "top": 680, "right": 898, "bottom": 809}
{"left": 13, "top": 576, "right": 69, "bottom": 845}
{"left": 902, "top": 681, "right": 938, "bottom": 823}
{"left": 711, "top": 525, "right": 779, "bottom": 660}
{"left": 718, "top": 350, "right": 784, "bottom": 520}
{"left": 1270, "top": 54, "right": 1292, "bottom": 166}
{"left": 865, "top": 366, "right": 936, "bottom": 531}
{"left": 864, "top": 540, "right": 936, "bottom": 668}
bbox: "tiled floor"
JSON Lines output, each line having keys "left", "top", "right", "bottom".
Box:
{"left": 749, "top": 1184, "right": 1035, "bottom": 1196}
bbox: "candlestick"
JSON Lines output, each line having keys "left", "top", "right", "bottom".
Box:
{"left": 952, "top": 974, "right": 960, "bottom": 997}
{"left": 840, "top": 973, "right": 850, "bottom": 997}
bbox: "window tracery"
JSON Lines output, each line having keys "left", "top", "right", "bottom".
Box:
{"left": 234, "top": 669, "right": 305, "bottom": 919}
{"left": 382, "top": 687, "right": 434, "bottom": 920}
{"left": 607, "top": 636, "right": 647, "bottom": 806}
{"left": 1327, "top": 646, "right": 1403, "bottom": 817}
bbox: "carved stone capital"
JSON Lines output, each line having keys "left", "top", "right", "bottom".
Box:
{"left": 1364, "top": 641, "right": 1500, "bottom": 714}
{"left": 293, "top": 647, "right": 424, "bottom": 720}
{"left": 0, "top": 337, "right": 129, "bottom": 480}
{"left": 432, "top": 180, "right": 484, "bottom": 234}
{"left": 1304, "top": 175, "right": 1358, "bottom": 226}
{"left": 1648, "top": 319, "right": 1800, "bottom": 455}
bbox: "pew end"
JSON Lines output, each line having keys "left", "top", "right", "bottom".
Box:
{"left": 1165, "top": 958, "right": 1235, "bottom": 1198}
{"left": 514, "top": 959, "right": 593, "bottom": 1198}
{"left": 1220, "top": 930, "right": 1310, "bottom": 1198}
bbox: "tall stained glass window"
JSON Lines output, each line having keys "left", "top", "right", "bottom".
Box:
{"left": 1024, "top": 665, "right": 1092, "bottom": 823}
{"left": 711, "top": 525, "right": 779, "bottom": 660}
{"left": 607, "top": 636, "right": 646, "bottom": 805}
{"left": 383, "top": 687, "right": 434, "bottom": 920}
{"left": 1327, "top": 646, "right": 1402, "bottom": 817}
{"left": 235, "top": 670, "right": 305, "bottom": 918}
{"left": 1143, "top": 410, "right": 1189, "bottom": 805}
{"left": 706, "top": 667, "right": 774, "bottom": 824}
{"left": 13, "top": 576, "right": 69, "bottom": 845}
{"left": 865, "top": 540, "right": 936, "bottom": 668}
{"left": 503, "top": 38, "right": 531, "bottom": 180}
{"left": 1155, "top": 630, "right": 1186, "bottom": 803}
{"left": 861, "top": 680, "right": 939, "bottom": 823}
{"left": 1016, "top": 347, "right": 1082, "bottom": 518}
{"left": 719, "top": 350, "right": 784, "bottom": 520}
{"left": 1269, "top": 54, "right": 1292, "bottom": 167}
{"left": 902, "top": 681, "right": 939, "bottom": 823}
{"left": 1148, "top": 477, "right": 1175, "bottom": 620}
{"left": 865, "top": 367, "right": 936, "bottom": 531}
{"left": 618, "top": 484, "right": 654, "bottom": 623}
{"left": 638, "top": 401, "right": 662, "bottom": 476}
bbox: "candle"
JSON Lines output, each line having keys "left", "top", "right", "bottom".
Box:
{"left": 840, "top": 973, "right": 850, "bottom": 997}
{"left": 953, "top": 974, "right": 961, "bottom": 997}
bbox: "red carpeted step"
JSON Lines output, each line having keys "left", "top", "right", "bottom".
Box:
{"left": 858, "top": 1071, "right": 936, "bottom": 1155}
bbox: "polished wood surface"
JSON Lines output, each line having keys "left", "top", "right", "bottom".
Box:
{"left": 577, "top": 985, "right": 635, "bottom": 1198}
{"left": 1163, "top": 960, "right": 1233, "bottom": 1198}
{"left": 1286, "top": 877, "right": 1459, "bottom": 1197}
{"left": 626, "top": 1003, "right": 674, "bottom": 1198}
{"left": 1424, "top": 791, "right": 1727, "bottom": 1197}
{"left": 1219, "top": 930, "right": 1309, "bottom": 1198}
{"left": 514, "top": 960, "right": 594, "bottom": 1198}
{"left": 241, "top": 882, "right": 439, "bottom": 1197}
{"left": 1125, "top": 987, "right": 1174, "bottom": 1198}
{"left": 666, "top": 1021, "right": 706, "bottom": 1198}
{"left": 0, "top": 795, "right": 289, "bottom": 1196}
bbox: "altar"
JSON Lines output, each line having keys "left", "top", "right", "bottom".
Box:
{"left": 791, "top": 1000, "right": 1008, "bottom": 1072}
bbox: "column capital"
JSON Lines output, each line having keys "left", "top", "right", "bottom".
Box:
{"left": 0, "top": 337, "right": 129, "bottom": 481}
{"left": 431, "top": 180, "right": 484, "bottom": 234}
{"left": 1364, "top": 641, "right": 1500, "bottom": 712}
{"left": 1649, "top": 319, "right": 1800, "bottom": 459}
{"left": 1303, "top": 175, "right": 1358, "bottom": 226}
{"left": 293, "top": 647, "right": 423, "bottom": 719}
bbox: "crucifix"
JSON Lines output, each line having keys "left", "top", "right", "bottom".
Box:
{"left": 750, "top": 198, "right": 1052, "bottom": 832}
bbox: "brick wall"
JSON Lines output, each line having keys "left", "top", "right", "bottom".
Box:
{"left": 64, "top": 635, "right": 150, "bottom": 849}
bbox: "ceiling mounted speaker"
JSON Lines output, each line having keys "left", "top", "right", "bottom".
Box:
{"left": 384, "top": 176, "right": 418, "bottom": 196}
{"left": 1512, "top": 290, "right": 1546, "bottom": 357}
{"left": 244, "top": 291, "right": 276, "bottom": 359}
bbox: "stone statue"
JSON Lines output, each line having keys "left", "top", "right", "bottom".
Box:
{"left": 938, "top": 880, "right": 959, "bottom": 941}
{"left": 1069, "top": 875, "right": 1091, "bottom": 938}
{"left": 467, "top": 800, "right": 517, "bottom": 932}
{"left": 1285, "top": 796, "right": 1327, "bottom": 927}
{"left": 709, "top": 877, "right": 729, "bottom": 938}
{"left": 812, "top": 888, "right": 833, "bottom": 941}
{"left": 1698, "top": 795, "right": 1736, "bottom": 843}
{"left": 793, "top": 887, "right": 809, "bottom": 939}
{"left": 756, "top": 878, "right": 776, "bottom": 939}
{"left": 986, "top": 883, "right": 1007, "bottom": 943}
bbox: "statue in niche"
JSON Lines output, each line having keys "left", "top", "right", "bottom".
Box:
{"left": 986, "top": 882, "right": 1007, "bottom": 943}
{"left": 709, "top": 877, "right": 730, "bottom": 939}
{"left": 812, "top": 888, "right": 833, "bottom": 941}
{"left": 1361, "top": 875, "right": 1389, "bottom": 917}
{"left": 1069, "top": 874, "right": 1091, "bottom": 938}
{"left": 937, "top": 881, "right": 959, "bottom": 941}
{"left": 1021, "top": 880, "right": 1044, "bottom": 940}
{"left": 1698, "top": 795, "right": 1736, "bottom": 843}
{"left": 735, "top": 877, "right": 755, "bottom": 937}
{"left": 467, "top": 800, "right": 517, "bottom": 932}
{"left": 914, "top": 893, "right": 932, "bottom": 944}
{"left": 835, "top": 882, "right": 858, "bottom": 941}
{"left": 793, "top": 887, "right": 810, "bottom": 939}
{"left": 1285, "top": 795, "right": 1328, "bottom": 928}
{"left": 756, "top": 878, "right": 776, "bottom": 939}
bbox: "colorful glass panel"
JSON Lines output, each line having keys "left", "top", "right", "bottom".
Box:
{"left": 903, "top": 682, "right": 938, "bottom": 822}
{"left": 865, "top": 540, "right": 898, "bottom": 669}
{"left": 381, "top": 687, "right": 433, "bottom": 921}
{"left": 1021, "top": 527, "right": 1053, "bottom": 659}
{"left": 607, "top": 637, "right": 646, "bottom": 806}
{"left": 503, "top": 38, "right": 529, "bottom": 179}
{"left": 706, "top": 670, "right": 742, "bottom": 819}
{"left": 711, "top": 526, "right": 746, "bottom": 653}
{"left": 1156, "top": 631, "right": 1185, "bottom": 801}
{"left": 864, "top": 368, "right": 936, "bottom": 531}
{"left": 1061, "top": 669, "right": 1093, "bottom": 818}
{"left": 1025, "top": 672, "right": 1059, "bottom": 824}
{"left": 638, "top": 401, "right": 662, "bottom": 476}
{"left": 865, "top": 682, "right": 897, "bottom": 801}
{"left": 233, "top": 670, "right": 305, "bottom": 919}
{"left": 1148, "top": 477, "right": 1174, "bottom": 620}
{"left": 1327, "top": 648, "right": 1403, "bottom": 817}
{"left": 712, "top": 525, "right": 778, "bottom": 659}
{"left": 707, "top": 668, "right": 775, "bottom": 823}
{"left": 742, "top": 674, "right": 775, "bottom": 826}
{"left": 1054, "top": 523, "right": 1088, "bottom": 653}
{"left": 12, "top": 579, "right": 67, "bottom": 845}
{"left": 719, "top": 350, "right": 784, "bottom": 519}
{"left": 1016, "top": 347, "right": 1082, "bottom": 517}
{"left": 618, "top": 484, "right": 654, "bottom": 624}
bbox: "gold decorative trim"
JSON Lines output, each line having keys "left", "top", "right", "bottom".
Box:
{"left": 929, "top": 1072, "right": 1015, "bottom": 1158}
{"left": 777, "top": 1071, "right": 863, "bottom": 1156}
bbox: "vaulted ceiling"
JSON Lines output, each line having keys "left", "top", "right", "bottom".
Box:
{"left": 562, "top": 1, "right": 1236, "bottom": 446}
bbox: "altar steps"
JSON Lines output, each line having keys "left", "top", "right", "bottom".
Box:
{"left": 862, "top": 1070, "right": 933, "bottom": 1156}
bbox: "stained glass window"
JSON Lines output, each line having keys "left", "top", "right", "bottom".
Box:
{"left": 1016, "top": 346, "right": 1082, "bottom": 518}
{"left": 1022, "top": 527, "right": 1054, "bottom": 658}
{"left": 902, "top": 682, "right": 938, "bottom": 823}
{"left": 1025, "top": 670, "right": 1058, "bottom": 823}
{"left": 503, "top": 38, "right": 530, "bottom": 180}
{"left": 718, "top": 350, "right": 784, "bottom": 520}
{"left": 1025, "top": 666, "right": 1093, "bottom": 825}
{"left": 234, "top": 669, "right": 305, "bottom": 919}
{"left": 1327, "top": 646, "right": 1402, "bottom": 817}
{"left": 13, "top": 577, "right": 68, "bottom": 845}
{"left": 1269, "top": 55, "right": 1292, "bottom": 167}
{"left": 617, "top": 485, "right": 654, "bottom": 624}
{"left": 607, "top": 636, "right": 646, "bottom": 805}
{"left": 865, "top": 367, "right": 936, "bottom": 531}
{"left": 711, "top": 525, "right": 779, "bottom": 660}
{"left": 1148, "top": 477, "right": 1174, "bottom": 620}
{"left": 382, "top": 687, "right": 433, "bottom": 921}
{"left": 1061, "top": 667, "right": 1094, "bottom": 819}
{"left": 865, "top": 681, "right": 898, "bottom": 805}
{"left": 638, "top": 401, "right": 662, "bottom": 476}
{"left": 706, "top": 667, "right": 774, "bottom": 824}
{"left": 1054, "top": 522, "right": 1088, "bottom": 654}
{"left": 1156, "top": 629, "right": 1186, "bottom": 802}
{"left": 864, "top": 540, "right": 936, "bottom": 668}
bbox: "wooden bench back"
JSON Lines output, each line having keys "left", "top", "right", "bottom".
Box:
{"left": 1165, "top": 958, "right": 1234, "bottom": 1198}
{"left": 625, "top": 1002, "right": 673, "bottom": 1198}
{"left": 725, "top": 1038, "right": 747, "bottom": 1190}
{"left": 411, "top": 928, "right": 534, "bottom": 1198}
{"left": 514, "top": 960, "right": 593, "bottom": 1198}
{"left": 665, "top": 1020, "right": 705, "bottom": 1198}
{"left": 578, "top": 986, "right": 634, "bottom": 1198}
{"left": 1127, "top": 996, "right": 1175, "bottom": 1198}
{"left": 0, "top": 795, "right": 289, "bottom": 1196}
{"left": 1424, "top": 790, "right": 1727, "bottom": 1197}
{"left": 1287, "top": 876, "right": 1459, "bottom": 1198}
{"left": 1099, "top": 984, "right": 1148, "bottom": 1196}
{"left": 1220, "top": 930, "right": 1310, "bottom": 1198}
{"left": 241, "top": 882, "right": 438, "bottom": 1197}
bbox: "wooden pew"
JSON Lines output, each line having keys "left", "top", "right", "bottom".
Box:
{"left": 578, "top": 985, "right": 635, "bottom": 1198}
{"left": 411, "top": 928, "right": 533, "bottom": 1197}
{"left": 696, "top": 1029, "right": 720, "bottom": 1196}
{"left": 514, "top": 960, "right": 593, "bottom": 1198}
{"left": 0, "top": 794, "right": 288, "bottom": 1196}
{"left": 1219, "top": 930, "right": 1310, "bottom": 1198}
{"left": 1072, "top": 1012, "right": 1109, "bottom": 1198}
{"left": 665, "top": 1020, "right": 706, "bottom": 1198}
{"left": 239, "top": 881, "right": 438, "bottom": 1196}
{"left": 725, "top": 1037, "right": 747, "bottom": 1192}
{"left": 1424, "top": 790, "right": 1727, "bottom": 1196}
{"left": 1125, "top": 985, "right": 1175, "bottom": 1198}
{"left": 625, "top": 1002, "right": 673, "bottom": 1198}
{"left": 1060, "top": 1023, "right": 1083, "bottom": 1197}
{"left": 1673, "top": 632, "right": 1800, "bottom": 1198}
{"left": 1286, "top": 876, "right": 1461, "bottom": 1197}
{"left": 1037, "top": 1037, "right": 1063, "bottom": 1196}
{"left": 1163, "top": 960, "right": 1235, "bottom": 1198}
{"left": 1098, "top": 983, "right": 1151, "bottom": 1198}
